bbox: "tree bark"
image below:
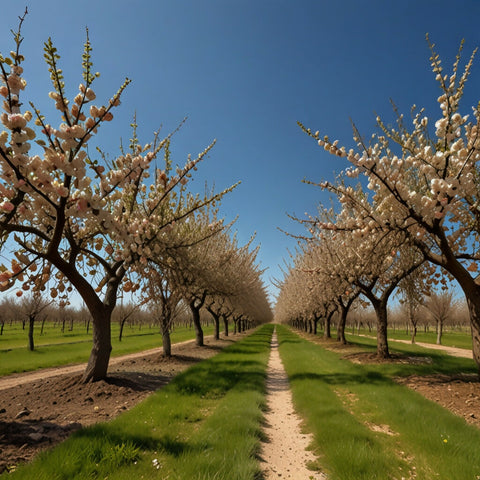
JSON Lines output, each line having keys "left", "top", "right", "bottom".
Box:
{"left": 162, "top": 325, "right": 172, "bottom": 357}
{"left": 206, "top": 307, "right": 220, "bottom": 340}
{"left": 40, "top": 317, "right": 47, "bottom": 336}
{"left": 214, "top": 316, "right": 220, "bottom": 340}
{"left": 189, "top": 301, "right": 204, "bottom": 346}
{"left": 436, "top": 320, "right": 443, "bottom": 345}
{"left": 471, "top": 316, "right": 480, "bottom": 374}
{"left": 447, "top": 263, "right": 480, "bottom": 370}
{"left": 223, "top": 316, "right": 229, "bottom": 336}
{"left": 324, "top": 311, "right": 332, "bottom": 339}
{"left": 82, "top": 311, "right": 112, "bottom": 382}
{"left": 337, "top": 307, "right": 347, "bottom": 344}
{"left": 372, "top": 298, "right": 389, "bottom": 358}
{"left": 119, "top": 317, "right": 127, "bottom": 342}
{"left": 28, "top": 316, "right": 34, "bottom": 351}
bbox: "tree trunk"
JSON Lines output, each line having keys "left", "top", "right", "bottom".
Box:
{"left": 411, "top": 324, "right": 417, "bottom": 344}
{"left": 162, "top": 326, "right": 172, "bottom": 357}
{"left": 189, "top": 302, "right": 204, "bottom": 346}
{"left": 372, "top": 299, "right": 389, "bottom": 358}
{"left": 313, "top": 318, "right": 318, "bottom": 335}
{"left": 337, "top": 294, "right": 358, "bottom": 344}
{"left": 426, "top": 252, "right": 480, "bottom": 372}
{"left": 324, "top": 312, "right": 332, "bottom": 339}
{"left": 40, "top": 317, "right": 47, "bottom": 336}
{"left": 28, "top": 316, "right": 34, "bottom": 351}
{"left": 82, "top": 311, "right": 112, "bottom": 383}
{"left": 213, "top": 315, "right": 220, "bottom": 340}
{"left": 436, "top": 320, "right": 443, "bottom": 345}
{"left": 471, "top": 318, "right": 480, "bottom": 374}
{"left": 119, "top": 317, "right": 127, "bottom": 342}
{"left": 206, "top": 307, "right": 221, "bottom": 340}
{"left": 233, "top": 319, "right": 238, "bottom": 335}
{"left": 223, "top": 316, "right": 229, "bottom": 336}
{"left": 337, "top": 308, "right": 347, "bottom": 344}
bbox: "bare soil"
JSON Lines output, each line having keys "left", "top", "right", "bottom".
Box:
{"left": 0, "top": 335, "right": 240, "bottom": 474}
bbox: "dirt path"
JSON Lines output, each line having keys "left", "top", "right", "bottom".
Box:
{"left": 261, "top": 329, "right": 326, "bottom": 479}
{"left": 0, "top": 338, "right": 199, "bottom": 391}
{"left": 389, "top": 338, "right": 473, "bottom": 358}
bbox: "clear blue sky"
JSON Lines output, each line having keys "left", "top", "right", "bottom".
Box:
{"left": 1, "top": 1, "right": 479, "bottom": 302}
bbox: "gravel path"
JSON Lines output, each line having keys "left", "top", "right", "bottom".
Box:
{"left": 261, "top": 328, "right": 326, "bottom": 479}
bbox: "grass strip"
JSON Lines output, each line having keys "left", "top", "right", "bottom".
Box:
{"left": 0, "top": 325, "right": 215, "bottom": 376}
{"left": 6, "top": 324, "right": 274, "bottom": 479}
{"left": 276, "top": 325, "right": 480, "bottom": 480}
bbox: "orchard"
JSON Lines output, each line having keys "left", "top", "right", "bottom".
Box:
{"left": 0, "top": 11, "right": 270, "bottom": 382}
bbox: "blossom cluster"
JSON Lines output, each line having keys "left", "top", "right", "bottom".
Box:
{"left": 0, "top": 32, "right": 210, "bottom": 298}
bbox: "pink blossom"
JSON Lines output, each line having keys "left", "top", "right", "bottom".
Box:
{"left": 76, "top": 198, "right": 89, "bottom": 213}
{"left": 7, "top": 74, "right": 25, "bottom": 93}
{"left": 7, "top": 114, "right": 27, "bottom": 129}
{"left": 0, "top": 202, "right": 15, "bottom": 212}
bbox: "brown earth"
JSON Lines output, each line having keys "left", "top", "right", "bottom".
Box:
{"left": 0, "top": 335, "right": 241, "bottom": 474}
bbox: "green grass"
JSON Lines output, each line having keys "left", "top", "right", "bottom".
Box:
{"left": 350, "top": 327, "right": 473, "bottom": 349}
{"left": 6, "top": 324, "right": 274, "bottom": 480}
{"left": 0, "top": 323, "right": 215, "bottom": 376}
{"left": 276, "top": 325, "right": 480, "bottom": 480}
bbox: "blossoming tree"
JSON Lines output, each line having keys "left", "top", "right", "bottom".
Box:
{"left": 300, "top": 37, "right": 480, "bottom": 370}
{"left": 0, "top": 15, "right": 233, "bottom": 381}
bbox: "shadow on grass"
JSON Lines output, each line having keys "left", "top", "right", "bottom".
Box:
{"left": 173, "top": 361, "right": 267, "bottom": 398}
{"left": 289, "top": 370, "right": 390, "bottom": 387}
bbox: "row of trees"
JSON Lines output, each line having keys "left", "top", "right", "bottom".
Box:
{"left": 276, "top": 36, "right": 480, "bottom": 372}
{"left": 0, "top": 12, "right": 271, "bottom": 381}
{"left": 348, "top": 291, "right": 461, "bottom": 344}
